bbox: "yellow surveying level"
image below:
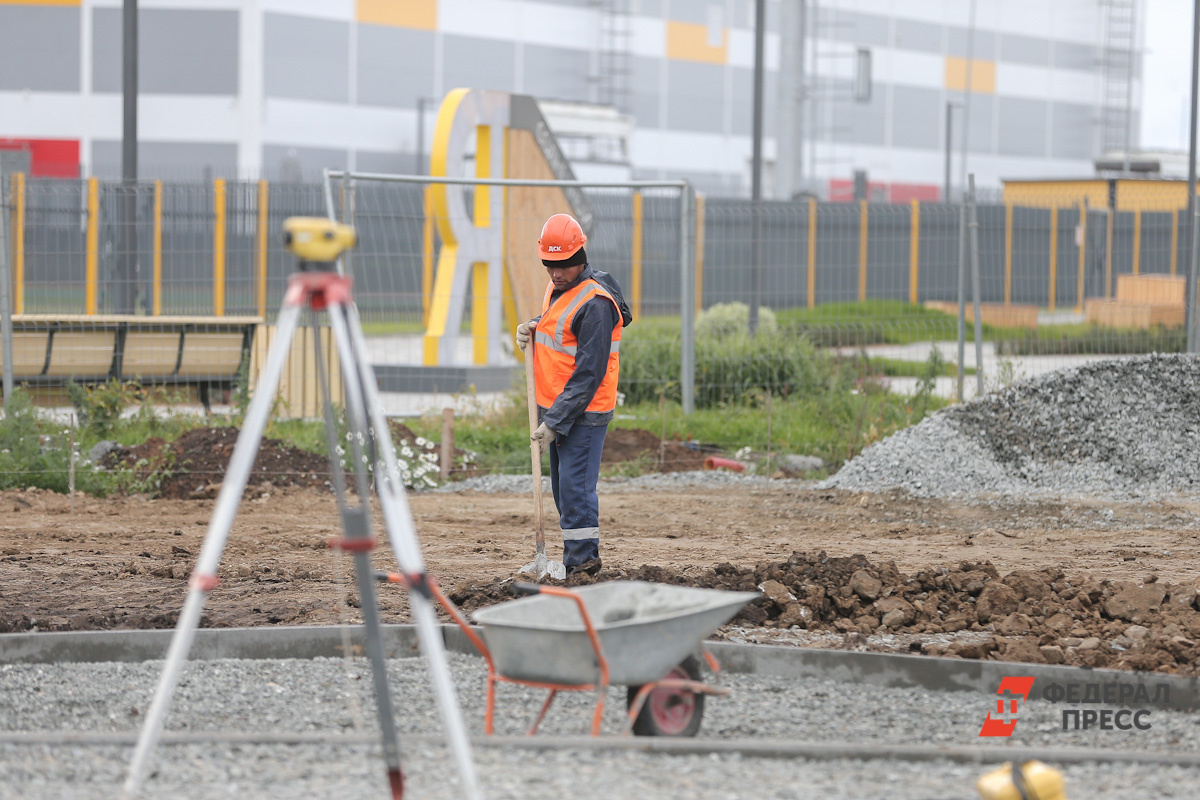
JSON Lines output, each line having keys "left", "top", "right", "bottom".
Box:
{"left": 282, "top": 217, "right": 356, "bottom": 263}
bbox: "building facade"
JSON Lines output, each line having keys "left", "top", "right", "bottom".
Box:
{"left": 1, "top": 0, "right": 1143, "bottom": 199}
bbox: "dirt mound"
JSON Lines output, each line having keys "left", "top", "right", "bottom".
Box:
{"left": 448, "top": 552, "right": 1200, "bottom": 676}
{"left": 602, "top": 427, "right": 711, "bottom": 472}
{"left": 105, "top": 427, "right": 332, "bottom": 499}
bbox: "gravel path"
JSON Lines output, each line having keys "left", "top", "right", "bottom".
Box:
{"left": 824, "top": 354, "right": 1200, "bottom": 501}
{"left": 3, "top": 654, "right": 1198, "bottom": 798}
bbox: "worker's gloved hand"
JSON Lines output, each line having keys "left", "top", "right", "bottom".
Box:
{"left": 516, "top": 321, "right": 533, "bottom": 351}
{"left": 531, "top": 422, "right": 556, "bottom": 454}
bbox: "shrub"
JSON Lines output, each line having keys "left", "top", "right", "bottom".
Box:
{"left": 619, "top": 317, "right": 823, "bottom": 408}
{"left": 695, "top": 302, "right": 778, "bottom": 338}
{"left": 0, "top": 390, "right": 111, "bottom": 495}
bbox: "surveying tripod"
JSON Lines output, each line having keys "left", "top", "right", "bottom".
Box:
{"left": 122, "top": 218, "right": 482, "bottom": 800}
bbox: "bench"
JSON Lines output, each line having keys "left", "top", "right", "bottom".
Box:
{"left": 1, "top": 314, "right": 261, "bottom": 411}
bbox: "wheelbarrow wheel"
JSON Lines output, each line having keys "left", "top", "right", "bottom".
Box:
{"left": 627, "top": 655, "right": 704, "bottom": 737}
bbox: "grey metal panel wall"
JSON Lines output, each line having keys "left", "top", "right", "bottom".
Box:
{"left": 665, "top": 61, "right": 725, "bottom": 134}
{"left": 442, "top": 35, "right": 515, "bottom": 93}
{"left": 0, "top": 6, "right": 80, "bottom": 92}
{"left": 357, "top": 24, "right": 435, "bottom": 108}
{"left": 91, "top": 141, "right": 238, "bottom": 181}
{"left": 264, "top": 13, "right": 349, "bottom": 102}
{"left": 524, "top": 44, "right": 591, "bottom": 103}
{"left": 93, "top": 8, "right": 238, "bottom": 95}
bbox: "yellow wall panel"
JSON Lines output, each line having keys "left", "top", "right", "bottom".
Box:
{"left": 945, "top": 56, "right": 995, "bottom": 93}
{"left": 1002, "top": 180, "right": 1109, "bottom": 210}
{"left": 666, "top": 20, "right": 727, "bottom": 64}
{"left": 357, "top": 0, "right": 437, "bottom": 30}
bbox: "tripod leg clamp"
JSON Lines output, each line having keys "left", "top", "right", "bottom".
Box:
{"left": 328, "top": 537, "right": 376, "bottom": 553}
{"left": 189, "top": 573, "right": 220, "bottom": 592}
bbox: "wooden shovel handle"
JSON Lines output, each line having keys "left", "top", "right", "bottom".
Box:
{"left": 524, "top": 341, "right": 545, "bottom": 551}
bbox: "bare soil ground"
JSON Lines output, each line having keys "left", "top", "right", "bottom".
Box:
{"left": 4, "top": 480, "right": 1200, "bottom": 674}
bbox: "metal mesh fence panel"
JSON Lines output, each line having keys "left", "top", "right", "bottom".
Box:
{"left": 4, "top": 169, "right": 1200, "bottom": 434}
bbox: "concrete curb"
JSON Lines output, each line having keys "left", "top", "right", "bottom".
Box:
{"left": 3, "top": 625, "right": 1198, "bottom": 711}
{"left": 1, "top": 731, "right": 1198, "bottom": 767}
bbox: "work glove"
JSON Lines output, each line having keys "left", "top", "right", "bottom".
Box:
{"left": 516, "top": 321, "right": 533, "bottom": 352}
{"left": 531, "top": 422, "right": 556, "bottom": 454}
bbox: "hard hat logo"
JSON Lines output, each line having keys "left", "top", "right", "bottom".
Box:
{"left": 538, "top": 213, "right": 587, "bottom": 261}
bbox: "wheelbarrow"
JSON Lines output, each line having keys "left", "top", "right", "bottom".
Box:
{"left": 378, "top": 574, "right": 758, "bottom": 737}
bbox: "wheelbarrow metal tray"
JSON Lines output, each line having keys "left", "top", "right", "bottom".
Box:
{"left": 471, "top": 581, "right": 758, "bottom": 686}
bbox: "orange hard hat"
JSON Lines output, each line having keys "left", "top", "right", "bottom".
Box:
{"left": 538, "top": 214, "right": 587, "bottom": 261}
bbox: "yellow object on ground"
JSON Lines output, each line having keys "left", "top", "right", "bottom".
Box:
{"left": 977, "top": 761, "right": 1067, "bottom": 800}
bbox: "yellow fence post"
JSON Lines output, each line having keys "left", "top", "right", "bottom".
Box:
{"left": 213, "top": 178, "right": 226, "bottom": 316}
{"left": 1105, "top": 209, "right": 1114, "bottom": 298}
{"left": 806, "top": 198, "right": 817, "bottom": 308}
{"left": 11, "top": 172, "right": 24, "bottom": 314}
{"left": 694, "top": 193, "right": 705, "bottom": 314}
{"left": 86, "top": 177, "right": 99, "bottom": 314}
{"left": 1004, "top": 202, "right": 1013, "bottom": 305}
{"left": 1131, "top": 209, "right": 1142, "bottom": 275}
{"left": 422, "top": 184, "right": 434, "bottom": 326}
{"left": 908, "top": 198, "right": 920, "bottom": 305}
{"left": 858, "top": 199, "right": 868, "bottom": 302}
{"left": 152, "top": 180, "right": 163, "bottom": 315}
{"left": 256, "top": 179, "right": 269, "bottom": 318}
{"left": 1075, "top": 202, "right": 1087, "bottom": 314}
{"left": 1170, "top": 207, "right": 1180, "bottom": 276}
{"left": 631, "top": 190, "right": 643, "bottom": 319}
{"left": 1048, "top": 206, "right": 1058, "bottom": 311}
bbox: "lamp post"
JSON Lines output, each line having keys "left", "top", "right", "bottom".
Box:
{"left": 944, "top": 101, "right": 961, "bottom": 203}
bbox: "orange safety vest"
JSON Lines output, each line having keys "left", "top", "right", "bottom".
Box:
{"left": 533, "top": 278, "right": 622, "bottom": 413}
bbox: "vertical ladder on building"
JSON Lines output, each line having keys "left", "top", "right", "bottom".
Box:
{"left": 1100, "top": 0, "right": 1138, "bottom": 166}
{"left": 590, "top": 0, "right": 632, "bottom": 115}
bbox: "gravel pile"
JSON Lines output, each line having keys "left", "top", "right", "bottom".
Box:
{"left": 3, "top": 655, "right": 1199, "bottom": 798}
{"left": 824, "top": 354, "right": 1200, "bottom": 500}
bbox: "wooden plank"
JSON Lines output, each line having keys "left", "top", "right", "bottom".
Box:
{"left": 503, "top": 129, "right": 576, "bottom": 325}
{"left": 177, "top": 332, "right": 245, "bottom": 376}
{"left": 1084, "top": 299, "right": 1186, "bottom": 329}
{"left": 1115, "top": 274, "right": 1185, "bottom": 306}
{"left": 0, "top": 332, "right": 52, "bottom": 376}
{"left": 44, "top": 332, "right": 115, "bottom": 376}
{"left": 923, "top": 301, "right": 1039, "bottom": 329}
{"left": 122, "top": 332, "right": 182, "bottom": 376}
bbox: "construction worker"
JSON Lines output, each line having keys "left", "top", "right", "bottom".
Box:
{"left": 516, "top": 213, "right": 632, "bottom": 576}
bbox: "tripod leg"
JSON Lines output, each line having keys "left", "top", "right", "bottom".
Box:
{"left": 316, "top": 307, "right": 407, "bottom": 799}
{"left": 335, "top": 303, "right": 483, "bottom": 800}
{"left": 122, "top": 303, "right": 304, "bottom": 800}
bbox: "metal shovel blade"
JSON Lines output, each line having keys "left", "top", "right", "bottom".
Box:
{"left": 519, "top": 548, "right": 567, "bottom": 581}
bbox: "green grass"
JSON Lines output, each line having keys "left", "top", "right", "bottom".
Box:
{"left": 777, "top": 301, "right": 960, "bottom": 346}
{"left": 851, "top": 355, "right": 974, "bottom": 378}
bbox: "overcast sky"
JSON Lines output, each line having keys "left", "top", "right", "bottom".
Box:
{"left": 1141, "top": 0, "right": 1195, "bottom": 150}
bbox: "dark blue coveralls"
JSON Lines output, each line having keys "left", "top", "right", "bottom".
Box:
{"left": 536, "top": 265, "right": 632, "bottom": 570}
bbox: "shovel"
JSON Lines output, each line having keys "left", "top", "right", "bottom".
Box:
{"left": 519, "top": 341, "right": 567, "bottom": 581}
